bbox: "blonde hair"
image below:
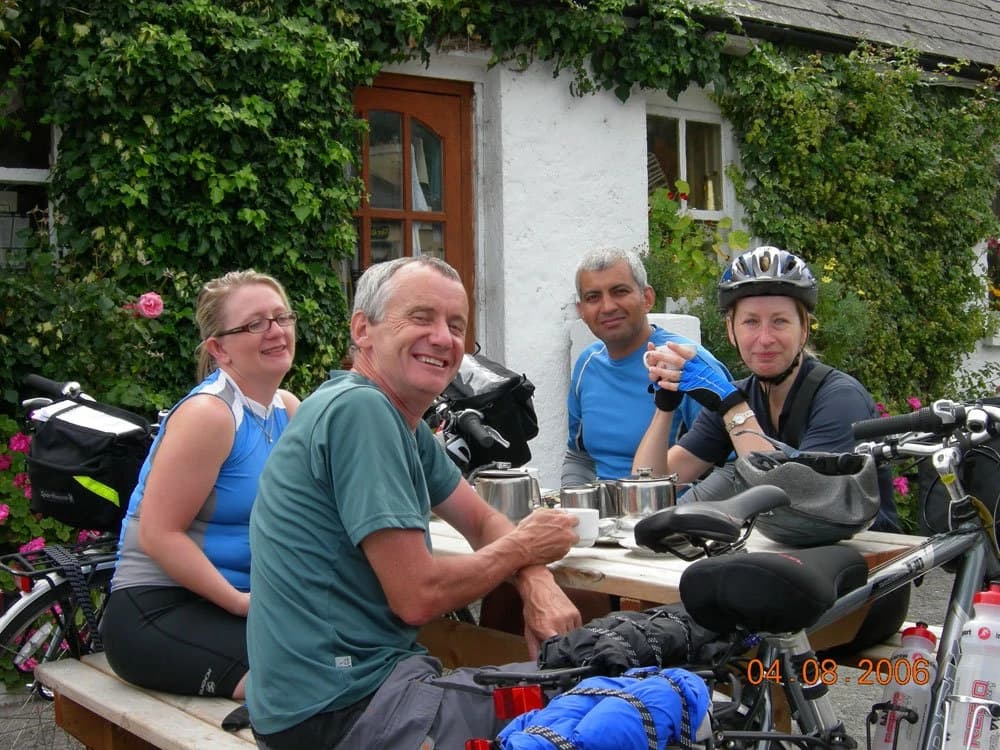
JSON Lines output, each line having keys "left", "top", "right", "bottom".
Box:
{"left": 195, "top": 270, "right": 291, "bottom": 381}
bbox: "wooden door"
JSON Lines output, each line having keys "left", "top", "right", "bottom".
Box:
{"left": 353, "top": 74, "right": 475, "bottom": 345}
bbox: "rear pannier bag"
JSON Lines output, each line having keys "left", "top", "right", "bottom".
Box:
{"left": 28, "top": 401, "right": 151, "bottom": 532}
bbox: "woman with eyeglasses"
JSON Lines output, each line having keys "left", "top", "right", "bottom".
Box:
{"left": 102, "top": 270, "right": 300, "bottom": 700}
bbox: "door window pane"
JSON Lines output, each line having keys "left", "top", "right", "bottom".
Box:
{"left": 411, "top": 120, "right": 443, "bottom": 212}
{"left": 414, "top": 221, "right": 444, "bottom": 260}
{"left": 371, "top": 219, "right": 403, "bottom": 263}
{"left": 368, "top": 111, "right": 402, "bottom": 209}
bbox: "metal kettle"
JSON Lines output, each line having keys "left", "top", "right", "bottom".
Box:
{"left": 616, "top": 467, "right": 677, "bottom": 518}
{"left": 472, "top": 462, "right": 540, "bottom": 522}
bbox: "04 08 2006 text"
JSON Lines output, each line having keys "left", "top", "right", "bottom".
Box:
{"left": 746, "top": 657, "right": 933, "bottom": 687}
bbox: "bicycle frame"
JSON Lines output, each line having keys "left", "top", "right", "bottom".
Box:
{"left": 775, "top": 423, "right": 1000, "bottom": 750}
{"left": 689, "top": 408, "right": 1000, "bottom": 750}
{"left": 801, "top": 522, "right": 993, "bottom": 749}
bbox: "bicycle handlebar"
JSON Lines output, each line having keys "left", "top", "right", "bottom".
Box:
{"left": 23, "top": 374, "right": 84, "bottom": 400}
{"left": 854, "top": 409, "right": 942, "bottom": 439}
{"left": 853, "top": 400, "right": 1000, "bottom": 461}
{"left": 455, "top": 409, "right": 496, "bottom": 449}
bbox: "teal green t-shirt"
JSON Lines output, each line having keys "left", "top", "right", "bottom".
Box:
{"left": 246, "top": 372, "right": 462, "bottom": 735}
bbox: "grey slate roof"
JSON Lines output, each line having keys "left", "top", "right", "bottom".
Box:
{"left": 720, "top": 0, "right": 1000, "bottom": 69}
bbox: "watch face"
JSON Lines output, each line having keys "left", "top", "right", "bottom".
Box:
{"left": 729, "top": 410, "right": 753, "bottom": 430}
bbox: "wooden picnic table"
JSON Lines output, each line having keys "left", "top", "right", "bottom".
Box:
{"left": 429, "top": 518, "right": 922, "bottom": 653}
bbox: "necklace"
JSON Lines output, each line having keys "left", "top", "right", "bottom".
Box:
{"left": 244, "top": 399, "right": 274, "bottom": 444}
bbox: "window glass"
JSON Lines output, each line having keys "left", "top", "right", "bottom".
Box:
{"left": 1, "top": 72, "right": 50, "bottom": 269}
{"left": 0, "top": 74, "right": 50, "bottom": 169}
{"left": 414, "top": 221, "right": 444, "bottom": 259}
{"left": 646, "top": 113, "right": 722, "bottom": 212}
{"left": 646, "top": 115, "right": 678, "bottom": 194}
{"left": 371, "top": 219, "right": 404, "bottom": 263}
{"left": 411, "top": 120, "right": 442, "bottom": 212}
{"left": 686, "top": 121, "right": 722, "bottom": 211}
{"left": 368, "top": 110, "right": 402, "bottom": 209}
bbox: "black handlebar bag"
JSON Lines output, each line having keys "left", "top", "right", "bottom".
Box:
{"left": 442, "top": 353, "right": 539, "bottom": 468}
{"left": 27, "top": 402, "right": 152, "bottom": 532}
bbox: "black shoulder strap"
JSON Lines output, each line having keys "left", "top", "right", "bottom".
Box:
{"left": 781, "top": 362, "right": 834, "bottom": 447}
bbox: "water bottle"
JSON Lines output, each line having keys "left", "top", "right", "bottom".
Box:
{"left": 944, "top": 583, "right": 1000, "bottom": 750}
{"left": 872, "top": 622, "right": 937, "bottom": 750}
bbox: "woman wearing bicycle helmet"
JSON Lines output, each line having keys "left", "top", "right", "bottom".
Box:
{"left": 633, "top": 246, "right": 900, "bottom": 534}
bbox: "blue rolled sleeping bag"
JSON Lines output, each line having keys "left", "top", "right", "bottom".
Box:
{"left": 497, "top": 667, "right": 709, "bottom": 750}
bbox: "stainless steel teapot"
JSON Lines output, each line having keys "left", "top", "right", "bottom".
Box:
{"left": 472, "top": 462, "right": 540, "bottom": 522}
{"left": 560, "top": 482, "right": 621, "bottom": 518}
{"left": 616, "top": 467, "right": 677, "bottom": 518}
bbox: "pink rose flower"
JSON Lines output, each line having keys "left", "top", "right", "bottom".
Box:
{"left": 136, "top": 291, "right": 164, "bottom": 319}
{"left": 23, "top": 485, "right": 31, "bottom": 500}
{"left": 876, "top": 402, "right": 889, "bottom": 417}
{"left": 19, "top": 537, "right": 45, "bottom": 554}
{"left": 77, "top": 529, "right": 101, "bottom": 544}
{"left": 13, "top": 472, "right": 29, "bottom": 489}
{"left": 892, "top": 476, "right": 909, "bottom": 496}
{"left": 907, "top": 397, "right": 922, "bottom": 411}
{"left": 0, "top": 453, "right": 11, "bottom": 471}
{"left": 0, "top": 504, "right": 9, "bottom": 524}
{"left": 9, "top": 432, "right": 30, "bottom": 453}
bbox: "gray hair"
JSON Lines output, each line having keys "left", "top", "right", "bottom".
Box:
{"left": 575, "top": 248, "right": 649, "bottom": 299}
{"left": 353, "top": 256, "right": 461, "bottom": 323}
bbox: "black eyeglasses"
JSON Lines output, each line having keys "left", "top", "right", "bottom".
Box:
{"left": 215, "top": 311, "right": 298, "bottom": 337}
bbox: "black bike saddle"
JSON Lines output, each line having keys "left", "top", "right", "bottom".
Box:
{"left": 634, "top": 484, "right": 791, "bottom": 551}
{"left": 680, "top": 545, "right": 868, "bottom": 634}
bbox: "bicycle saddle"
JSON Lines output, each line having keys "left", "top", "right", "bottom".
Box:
{"left": 679, "top": 545, "right": 868, "bottom": 634}
{"left": 634, "top": 484, "right": 791, "bottom": 551}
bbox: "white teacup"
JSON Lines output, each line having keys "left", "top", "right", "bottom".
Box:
{"left": 643, "top": 343, "right": 696, "bottom": 370}
{"left": 558, "top": 507, "right": 600, "bottom": 548}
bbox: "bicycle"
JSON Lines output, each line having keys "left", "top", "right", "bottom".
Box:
{"left": 469, "top": 396, "right": 1000, "bottom": 750}
{"left": 0, "top": 376, "right": 157, "bottom": 722}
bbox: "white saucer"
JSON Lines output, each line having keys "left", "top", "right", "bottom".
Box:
{"left": 616, "top": 532, "right": 661, "bottom": 557}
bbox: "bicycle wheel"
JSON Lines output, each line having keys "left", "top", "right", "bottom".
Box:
{"left": 0, "top": 567, "right": 114, "bottom": 695}
{"left": 0, "top": 574, "right": 109, "bottom": 750}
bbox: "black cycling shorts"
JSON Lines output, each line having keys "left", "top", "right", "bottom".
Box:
{"left": 101, "top": 585, "right": 248, "bottom": 698}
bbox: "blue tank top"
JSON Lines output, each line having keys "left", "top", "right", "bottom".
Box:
{"left": 112, "top": 369, "right": 290, "bottom": 592}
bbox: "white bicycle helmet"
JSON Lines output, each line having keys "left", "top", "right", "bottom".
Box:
{"left": 718, "top": 246, "right": 818, "bottom": 312}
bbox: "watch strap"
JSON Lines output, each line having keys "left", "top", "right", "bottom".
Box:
{"left": 726, "top": 409, "right": 756, "bottom": 433}
{"left": 717, "top": 388, "right": 748, "bottom": 415}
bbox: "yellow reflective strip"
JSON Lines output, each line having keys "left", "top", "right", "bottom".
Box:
{"left": 72, "top": 476, "right": 120, "bottom": 507}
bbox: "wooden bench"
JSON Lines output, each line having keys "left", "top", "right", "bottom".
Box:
{"left": 34, "top": 653, "right": 254, "bottom": 749}
{"left": 32, "top": 618, "right": 528, "bottom": 749}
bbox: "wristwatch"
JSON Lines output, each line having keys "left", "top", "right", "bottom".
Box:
{"left": 726, "top": 409, "right": 756, "bottom": 433}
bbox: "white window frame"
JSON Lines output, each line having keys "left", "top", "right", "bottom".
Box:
{"left": 645, "top": 87, "right": 741, "bottom": 226}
